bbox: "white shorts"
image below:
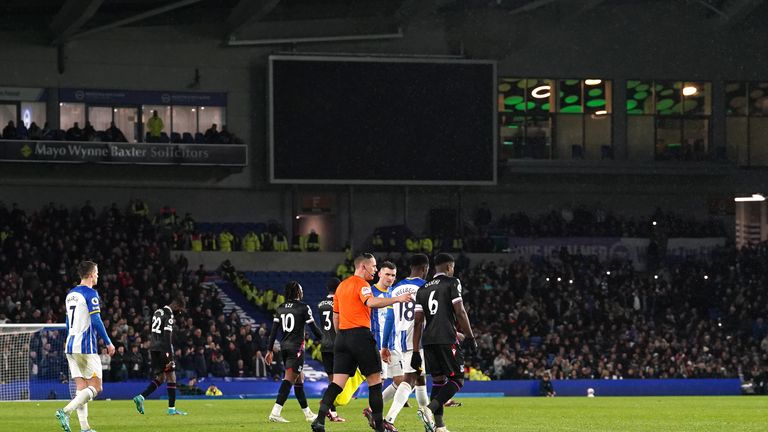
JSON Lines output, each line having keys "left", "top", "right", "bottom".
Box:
{"left": 66, "top": 354, "right": 103, "bottom": 380}
{"left": 381, "top": 349, "right": 403, "bottom": 379}
{"left": 401, "top": 349, "right": 425, "bottom": 375}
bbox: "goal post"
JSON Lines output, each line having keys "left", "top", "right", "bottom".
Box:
{"left": 0, "top": 323, "right": 71, "bottom": 401}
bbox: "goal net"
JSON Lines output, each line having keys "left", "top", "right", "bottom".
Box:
{"left": 0, "top": 324, "right": 71, "bottom": 401}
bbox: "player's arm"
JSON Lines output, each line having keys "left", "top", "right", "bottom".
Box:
{"left": 411, "top": 306, "right": 425, "bottom": 372}
{"left": 88, "top": 294, "right": 115, "bottom": 355}
{"left": 381, "top": 307, "right": 395, "bottom": 363}
{"left": 332, "top": 311, "right": 340, "bottom": 332}
{"left": 305, "top": 305, "right": 323, "bottom": 340}
{"left": 265, "top": 314, "right": 279, "bottom": 365}
{"left": 163, "top": 315, "right": 174, "bottom": 353}
{"left": 365, "top": 293, "right": 411, "bottom": 308}
{"left": 451, "top": 281, "right": 477, "bottom": 354}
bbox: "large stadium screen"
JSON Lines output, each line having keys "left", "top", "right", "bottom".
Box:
{"left": 269, "top": 55, "right": 497, "bottom": 185}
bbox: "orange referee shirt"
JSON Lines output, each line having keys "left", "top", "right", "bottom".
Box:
{"left": 333, "top": 275, "right": 374, "bottom": 330}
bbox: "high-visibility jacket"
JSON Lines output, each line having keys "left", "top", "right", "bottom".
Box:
{"left": 219, "top": 231, "right": 234, "bottom": 252}
{"left": 420, "top": 237, "right": 433, "bottom": 254}
{"left": 307, "top": 232, "right": 319, "bottom": 251}
{"left": 406, "top": 237, "right": 419, "bottom": 252}
{"left": 191, "top": 233, "right": 203, "bottom": 252}
{"left": 244, "top": 232, "right": 260, "bottom": 252}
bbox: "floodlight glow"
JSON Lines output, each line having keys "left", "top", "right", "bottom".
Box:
{"left": 531, "top": 85, "right": 551, "bottom": 99}
{"left": 734, "top": 194, "right": 766, "bottom": 202}
{"left": 585, "top": 79, "right": 602, "bottom": 86}
{"left": 595, "top": 110, "right": 608, "bottom": 115}
{"left": 682, "top": 86, "right": 698, "bottom": 96}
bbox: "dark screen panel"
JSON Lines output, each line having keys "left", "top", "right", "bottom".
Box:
{"left": 270, "top": 56, "right": 496, "bottom": 184}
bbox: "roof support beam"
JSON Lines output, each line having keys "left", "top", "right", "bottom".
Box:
{"left": 68, "top": 0, "right": 203, "bottom": 41}
{"left": 226, "top": 0, "right": 283, "bottom": 40}
{"left": 50, "top": 0, "right": 104, "bottom": 44}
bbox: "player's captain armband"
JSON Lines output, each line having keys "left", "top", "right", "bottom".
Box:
{"left": 361, "top": 286, "right": 372, "bottom": 296}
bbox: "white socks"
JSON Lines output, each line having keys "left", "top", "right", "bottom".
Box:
{"left": 382, "top": 383, "right": 398, "bottom": 403}
{"left": 64, "top": 386, "right": 96, "bottom": 414}
{"left": 415, "top": 384, "right": 429, "bottom": 408}
{"left": 385, "top": 382, "right": 412, "bottom": 423}
{"left": 75, "top": 391, "right": 90, "bottom": 430}
{"left": 271, "top": 403, "right": 283, "bottom": 416}
{"left": 302, "top": 407, "right": 313, "bottom": 416}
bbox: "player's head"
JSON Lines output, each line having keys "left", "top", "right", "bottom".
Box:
{"left": 434, "top": 253, "right": 455, "bottom": 276}
{"left": 170, "top": 292, "right": 186, "bottom": 312}
{"left": 409, "top": 253, "right": 430, "bottom": 278}
{"left": 77, "top": 260, "right": 98, "bottom": 286}
{"left": 326, "top": 277, "right": 341, "bottom": 294}
{"left": 354, "top": 253, "right": 377, "bottom": 281}
{"left": 285, "top": 281, "right": 303, "bottom": 300}
{"left": 377, "top": 261, "right": 397, "bottom": 288}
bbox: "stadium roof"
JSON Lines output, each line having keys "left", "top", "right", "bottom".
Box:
{"left": 0, "top": 0, "right": 763, "bottom": 45}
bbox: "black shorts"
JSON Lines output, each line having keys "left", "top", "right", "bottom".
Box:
{"left": 281, "top": 348, "right": 305, "bottom": 373}
{"left": 150, "top": 350, "right": 175, "bottom": 375}
{"left": 424, "top": 344, "right": 464, "bottom": 378}
{"left": 334, "top": 328, "right": 381, "bottom": 377}
{"left": 321, "top": 351, "right": 334, "bottom": 376}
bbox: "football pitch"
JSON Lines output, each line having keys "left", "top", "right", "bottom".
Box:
{"left": 0, "top": 396, "right": 763, "bottom": 432}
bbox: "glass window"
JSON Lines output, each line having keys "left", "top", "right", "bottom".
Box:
{"left": 655, "top": 81, "right": 682, "bottom": 115}
{"left": 526, "top": 79, "right": 554, "bottom": 115}
{"left": 60, "top": 103, "right": 85, "bottom": 130}
{"left": 558, "top": 79, "right": 582, "bottom": 113}
{"left": 172, "top": 106, "right": 197, "bottom": 135}
{"left": 87, "top": 106, "right": 112, "bottom": 131}
{"left": 681, "top": 81, "right": 711, "bottom": 116}
{"left": 626, "top": 80, "right": 653, "bottom": 115}
{"left": 114, "top": 107, "right": 139, "bottom": 142}
{"left": 584, "top": 79, "right": 610, "bottom": 114}
{"left": 20, "top": 102, "right": 45, "bottom": 129}
{"left": 750, "top": 82, "right": 768, "bottom": 116}
{"left": 0, "top": 104, "right": 17, "bottom": 132}
{"left": 198, "top": 106, "right": 224, "bottom": 133}
{"left": 726, "top": 82, "right": 748, "bottom": 116}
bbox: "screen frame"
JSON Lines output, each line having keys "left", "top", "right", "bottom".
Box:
{"left": 268, "top": 54, "right": 498, "bottom": 185}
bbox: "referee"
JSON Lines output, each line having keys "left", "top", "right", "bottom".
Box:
{"left": 312, "top": 253, "right": 412, "bottom": 432}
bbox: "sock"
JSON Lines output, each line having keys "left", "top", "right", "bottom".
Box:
{"left": 275, "top": 379, "right": 292, "bottom": 407}
{"left": 435, "top": 413, "right": 445, "bottom": 428}
{"left": 294, "top": 383, "right": 309, "bottom": 409}
{"left": 415, "top": 385, "right": 429, "bottom": 408}
{"left": 271, "top": 403, "right": 283, "bottom": 417}
{"left": 382, "top": 382, "right": 398, "bottom": 403}
{"left": 368, "top": 383, "right": 384, "bottom": 429}
{"left": 141, "top": 379, "right": 160, "bottom": 398}
{"left": 385, "top": 381, "right": 412, "bottom": 423}
{"left": 167, "top": 382, "right": 176, "bottom": 409}
{"left": 428, "top": 379, "right": 461, "bottom": 413}
{"left": 317, "top": 383, "right": 344, "bottom": 425}
{"left": 428, "top": 379, "right": 445, "bottom": 412}
{"left": 63, "top": 386, "right": 96, "bottom": 414}
{"left": 75, "top": 392, "right": 90, "bottom": 430}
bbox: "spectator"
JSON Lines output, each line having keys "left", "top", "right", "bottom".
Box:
{"left": 65, "top": 122, "right": 83, "bottom": 141}
{"left": 205, "top": 384, "right": 223, "bottom": 396}
{"left": 83, "top": 121, "right": 96, "bottom": 141}
{"left": 105, "top": 121, "right": 127, "bottom": 142}
{"left": 111, "top": 345, "right": 129, "bottom": 382}
{"left": 146, "top": 110, "right": 164, "bottom": 142}
{"left": 204, "top": 123, "right": 219, "bottom": 143}
{"left": 2, "top": 121, "right": 17, "bottom": 139}
{"left": 28, "top": 122, "right": 42, "bottom": 140}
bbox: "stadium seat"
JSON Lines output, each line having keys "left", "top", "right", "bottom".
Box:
{"left": 571, "top": 144, "right": 584, "bottom": 159}
{"left": 194, "top": 132, "right": 205, "bottom": 143}
{"left": 182, "top": 132, "right": 194, "bottom": 143}
{"left": 171, "top": 132, "right": 182, "bottom": 143}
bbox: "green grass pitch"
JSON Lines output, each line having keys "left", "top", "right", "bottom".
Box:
{"left": 1, "top": 396, "right": 764, "bottom": 432}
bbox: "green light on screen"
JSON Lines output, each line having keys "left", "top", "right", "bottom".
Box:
{"left": 564, "top": 95, "right": 579, "bottom": 104}
{"left": 541, "top": 103, "right": 550, "bottom": 110}
{"left": 565, "top": 79, "right": 580, "bottom": 85}
{"left": 656, "top": 99, "right": 675, "bottom": 111}
{"left": 682, "top": 100, "right": 699, "bottom": 112}
{"left": 626, "top": 100, "right": 638, "bottom": 110}
{"left": 505, "top": 96, "right": 524, "bottom": 105}
{"left": 588, "top": 89, "right": 603, "bottom": 97}
{"left": 633, "top": 91, "right": 649, "bottom": 100}
{"left": 660, "top": 89, "right": 674, "bottom": 96}
{"left": 627, "top": 80, "right": 640, "bottom": 89}
{"left": 560, "top": 105, "right": 583, "bottom": 113}
{"left": 515, "top": 102, "right": 536, "bottom": 111}
{"left": 586, "top": 99, "right": 606, "bottom": 107}
{"left": 636, "top": 84, "right": 650, "bottom": 92}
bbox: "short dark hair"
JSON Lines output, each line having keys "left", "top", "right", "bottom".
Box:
{"left": 379, "top": 261, "right": 396, "bottom": 271}
{"left": 170, "top": 292, "right": 186, "bottom": 309}
{"left": 433, "top": 253, "right": 455, "bottom": 267}
{"left": 326, "top": 277, "right": 341, "bottom": 294}
{"left": 77, "top": 261, "right": 98, "bottom": 279}
{"left": 409, "top": 253, "right": 430, "bottom": 268}
{"left": 354, "top": 253, "right": 374, "bottom": 267}
{"left": 285, "top": 281, "right": 302, "bottom": 300}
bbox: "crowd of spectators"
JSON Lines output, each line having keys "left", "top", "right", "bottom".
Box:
{"left": 0, "top": 120, "right": 242, "bottom": 145}
{"left": 0, "top": 200, "right": 280, "bottom": 383}
{"left": 458, "top": 242, "right": 768, "bottom": 386}
{"left": 370, "top": 205, "right": 727, "bottom": 255}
